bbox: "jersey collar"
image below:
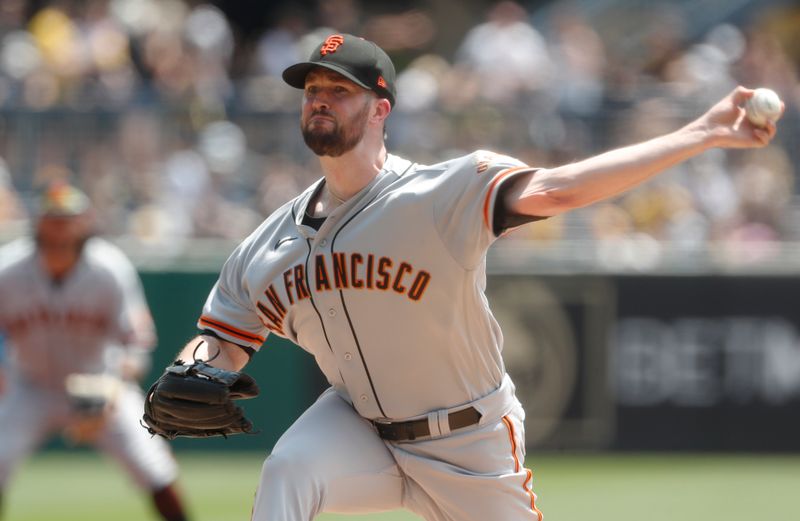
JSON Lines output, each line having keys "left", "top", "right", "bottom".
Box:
{"left": 292, "top": 154, "right": 414, "bottom": 237}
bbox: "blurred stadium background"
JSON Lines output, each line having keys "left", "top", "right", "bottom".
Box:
{"left": 1, "top": 0, "right": 799, "bottom": 519}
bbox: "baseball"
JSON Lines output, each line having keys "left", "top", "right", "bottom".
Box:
{"left": 744, "top": 88, "right": 782, "bottom": 127}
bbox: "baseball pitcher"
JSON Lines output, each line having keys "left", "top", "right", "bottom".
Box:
{"left": 142, "top": 34, "right": 782, "bottom": 520}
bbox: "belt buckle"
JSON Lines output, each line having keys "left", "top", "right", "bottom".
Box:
{"left": 372, "top": 418, "right": 395, "bottom": 439}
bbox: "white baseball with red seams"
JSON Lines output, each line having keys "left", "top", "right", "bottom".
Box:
{"left": 745, "top": 88, "right": 782, "bottom": 127}
{"left": 199, "top": 151, "right": 545, "bottom": 520}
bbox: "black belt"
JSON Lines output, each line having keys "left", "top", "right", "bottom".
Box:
{"left": 372, "top": 407, "right": 482, "bottom": 442}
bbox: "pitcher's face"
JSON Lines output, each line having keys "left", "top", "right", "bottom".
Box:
{"left": 301, "top": 68, "right": 373, "bottom": 157}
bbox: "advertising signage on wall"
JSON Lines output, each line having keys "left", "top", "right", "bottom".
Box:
{"left": 612, "top": 275, "right": 800, "bottom": 451}
{"left": 615, "top": 316, "right": 800, "bottom": 408}
{"left": 487, "top": 274, "right": 800, "bottom": 451}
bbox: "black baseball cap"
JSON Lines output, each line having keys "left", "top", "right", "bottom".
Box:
{"left": 283, "top": 33, "right": 396, "bottom": 107}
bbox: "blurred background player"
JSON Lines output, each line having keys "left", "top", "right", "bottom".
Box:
{"left": 0, "top": 181, "right": 189, "bottom": 521}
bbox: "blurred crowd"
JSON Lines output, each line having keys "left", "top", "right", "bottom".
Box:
{"left": 0, "top": 0, "right": 799, "bottom": 268}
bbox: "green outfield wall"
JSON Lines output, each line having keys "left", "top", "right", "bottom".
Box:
{"left": 42, "top": 269, "right": 800, "bottom": 453}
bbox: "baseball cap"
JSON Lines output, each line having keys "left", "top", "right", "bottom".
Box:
{"left": 38, "top": 181, "right": 90, "bottom": 217}
{"left": 283, "top": 33, "right": 396, "bottom": 107}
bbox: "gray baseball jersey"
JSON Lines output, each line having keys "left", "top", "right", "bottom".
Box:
{"left": 199, "top": 150, "right": 547, "bottom": 520}
{"left": 0, "top": 237, "right": 154, "bottom": 387}
{"left": 0, "top": 237, "right": 177, "bottom": 490}
{"left": 202, "top": 150, "right": 545, "bottom": 521}
{"left": 199, "top": 150, "right": 535, "bottom": 420}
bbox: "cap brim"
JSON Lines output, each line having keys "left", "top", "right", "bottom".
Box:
{"left": 39, "top": 202, "right": 90, "bottom": 217}
{"left": 282, "top": 62, "right": 371, "bottom": 91}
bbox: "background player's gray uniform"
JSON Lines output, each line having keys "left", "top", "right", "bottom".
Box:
{"left": 199, "top": 151, "right": 544, "bottom": 520}
{"left": 0, "top": 237, "right": 178, "bottom": 490}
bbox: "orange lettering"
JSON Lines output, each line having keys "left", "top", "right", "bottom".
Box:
{"left": 392, "top": 262, "right": 412, "bottom": 294}
{"left": 294, "top": 264, "right": 309, "bottom": 300}
{"left": 351, "top": 253, "right": 364, "bottom": 288}
{"left": 315, "top": 254, "right": 332, "bottom": 291}
{"left": 264, "top": 284, "right": 286, "bottom": 318}
{"left": 256, "top": 301, "right": 283, "bottom": 334}
{"left": 332, "top": 252, "right": 349, "bottom": 289}
{"left": 408, "top": 271, "right": 431, "bottom": 301}
{"left": 366, "top": 254, "right": 375, "bottom": 289}
{"left": 376, "top": 257, "right": 392, "bottom": 290}
{"left": 283, "top": 270, "right": 295, "bottom": 305}
{"left": 320, "top": 34, "right": 344, "bottom": 56}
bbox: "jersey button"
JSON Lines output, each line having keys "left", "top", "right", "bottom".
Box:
{"left": 359, "top": 394, "right": 368, "bottom": 402}
{"left": 344, "top": 352, "right": 352, "bottom": 361}
{"left": 319, "top": 239, "right": 327, "bottom": 247}
{"left": 328, "top": 308, "right": 336, "bottom": 317}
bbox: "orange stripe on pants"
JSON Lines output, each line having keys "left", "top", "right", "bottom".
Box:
{"left": 502, "top": 415, "right": 544, "bottom": 521}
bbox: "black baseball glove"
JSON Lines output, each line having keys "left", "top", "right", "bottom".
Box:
{"left": 142, "top": 360, "right": 260, "bottom": 439}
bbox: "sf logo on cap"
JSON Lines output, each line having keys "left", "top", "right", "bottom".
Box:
{"left": 320, "top": 34, "right": 344, "bottom": 56}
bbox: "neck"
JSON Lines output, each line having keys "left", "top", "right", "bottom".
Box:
{"left": 318, "top": 141, "right": 387, "bottom": 201}
{"left": 40, "top": 257, "right": 78, "bottom": 284}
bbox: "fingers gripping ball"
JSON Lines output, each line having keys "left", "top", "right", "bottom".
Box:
{"left": 745, "top": 88, "right": 783, "bottom": 128}
{"left": 142, "top": 361, "right": 260, "bottom": 439}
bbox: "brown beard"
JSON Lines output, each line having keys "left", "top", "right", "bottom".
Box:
{"left": 302, "top": 101, "right": 371, "bottom": 157}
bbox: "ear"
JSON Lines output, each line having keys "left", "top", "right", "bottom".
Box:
{"left": 371, "top": 98, "right": 392, "bottom": 125}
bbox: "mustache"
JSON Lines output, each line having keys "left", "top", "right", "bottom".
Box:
{"left": 310, "top": 108, "right": 335, "bottom": 118}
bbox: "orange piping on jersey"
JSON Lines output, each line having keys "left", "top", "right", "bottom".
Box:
{"left": 198, "top": 316, "right": 265, "bottom": 344}
{"left": 502, "top": 415, "right": 544, "bottom": 521}
{"left": 482, "top": 167, "right": 533, "bottom": 233}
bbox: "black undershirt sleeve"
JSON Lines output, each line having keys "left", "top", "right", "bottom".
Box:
{"left": 492, "top": 175, "right": 549, "bottom": 237}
